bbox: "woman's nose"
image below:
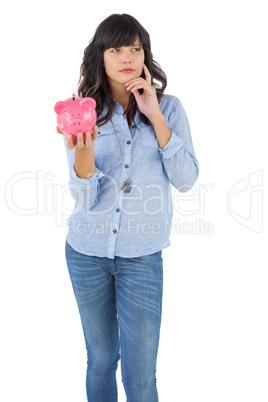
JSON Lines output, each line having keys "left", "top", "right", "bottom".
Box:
{"left": 121, "top": 49, "right": 132, "bottom": 62}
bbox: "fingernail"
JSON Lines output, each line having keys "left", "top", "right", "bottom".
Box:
{"left": 67, "top": 134, "right": 72, "bottom": 140}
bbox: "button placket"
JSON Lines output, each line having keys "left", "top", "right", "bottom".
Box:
{"left": 109, "top": 117, "right": 134, "bottom": 253}
{"left": 120, "top": 125, "right": 132, "bottom": 193}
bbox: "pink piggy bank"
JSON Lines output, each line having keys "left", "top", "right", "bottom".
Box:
{"left": 54, "top": 93, "right": 97, "bottom": 141}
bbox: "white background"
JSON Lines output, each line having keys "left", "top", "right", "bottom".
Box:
{"left": 1, "top": 0, "right": 267, "bottom": 401}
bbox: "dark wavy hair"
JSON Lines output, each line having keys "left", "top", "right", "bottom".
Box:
{"left": 77, "top": 14, "right": 167, "bottom": 127}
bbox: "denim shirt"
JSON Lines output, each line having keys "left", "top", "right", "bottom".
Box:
{"left": 63, "top": 94, "right": 199, "bottom": 259}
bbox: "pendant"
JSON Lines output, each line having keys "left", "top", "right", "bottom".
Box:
{"left": 121, "top": 180, "right": 132, "bottom": 193}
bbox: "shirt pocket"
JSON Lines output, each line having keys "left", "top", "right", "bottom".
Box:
{"left": 94, "top": 130, "right": 116, "bottom": 159}
{"left": 140, "top": 125, "right": 159, "bottom": 149}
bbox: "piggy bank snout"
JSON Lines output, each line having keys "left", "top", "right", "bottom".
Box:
{"left": 70, "top": 118, "right": 84, "bottom": 128}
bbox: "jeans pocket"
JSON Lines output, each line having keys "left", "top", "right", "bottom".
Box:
{"left": 130, "top": 251, "right": 162, "bottom": 266}
{"left": 65, "top": 240, "right": 75, "bottom": 252}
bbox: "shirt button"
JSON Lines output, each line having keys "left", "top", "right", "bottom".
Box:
{"left": 125, "top": 164, "right": 129, "bottom": 169}
{"left": 116, "top": 208, "right": 120, "bottom": 212}
{"left": 127, "top": 140, "right": 131, "bottom": 145}
{"left": 113, "top": 230, "right": 117, "bottom": 234}
{"left": 132, "top": 124, "right": 137, "bottom": 129}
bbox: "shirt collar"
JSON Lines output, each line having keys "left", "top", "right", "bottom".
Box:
{"left": 99, "top": 101, "right": 142, "bottom": 127}
{"left": 113, "top": 99, "right": 125, "bottom": 114}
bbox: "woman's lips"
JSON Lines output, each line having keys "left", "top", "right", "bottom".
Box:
{"left": 120, "top": 69, "right": 134, "bottom": 73}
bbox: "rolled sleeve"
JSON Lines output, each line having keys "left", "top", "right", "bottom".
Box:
{"left": 158, "top": 131, "right": 184, "bottom": 161}
{"left": 69, "top": 165, "right": 105, "bottom": 210}
{"left": 70, "top": 164, "right": 104, "bottom": 187}
{"left": 63, "top": 136, "right": 105, "bottom": 209}
{"left": 158, "top": 96, "right": 199, "bottom": 192}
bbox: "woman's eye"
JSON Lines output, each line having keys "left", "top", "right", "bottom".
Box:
{"left": 133, "top": 48, "right": 140, "bottom": 51}
{"left": 111, "top": 48, "right": 120, "bottom": 53}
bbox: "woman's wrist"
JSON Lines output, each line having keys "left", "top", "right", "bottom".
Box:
{"left": 151, "top": 113, "right": 172, "bottom": 149}
{"left": 75, "top": 144, "right": 96, "bottom": 179}
{"left": 149, "top": 110, "right": 165, "bottom": 127}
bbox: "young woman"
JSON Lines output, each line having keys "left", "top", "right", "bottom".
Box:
{"left": 59, "top": 13, "right": 199, "bottom": 402}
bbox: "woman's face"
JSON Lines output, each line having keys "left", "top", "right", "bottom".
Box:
{"left": 103, "top": 37, "right": 145, "bottom": 89}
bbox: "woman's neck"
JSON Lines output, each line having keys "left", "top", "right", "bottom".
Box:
{"left": 113, "top": 92, "right": 131, "bottom": 112}
{"left": 109, "top": 80, "right": 131, "bottom": 111}
{"left": 109, "top": 80, "right": 133, "bottom": 127}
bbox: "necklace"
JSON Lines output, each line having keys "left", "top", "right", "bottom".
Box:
{"left": 111, "top": 119, "right": 133, "bottom": 193}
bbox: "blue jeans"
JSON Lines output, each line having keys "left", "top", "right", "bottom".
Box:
{"left": 65, "top": 240, "right": 163, "bottom": 402}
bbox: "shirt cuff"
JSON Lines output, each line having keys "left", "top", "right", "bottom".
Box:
{"left": 70, "top": 165, "right": 105, "bottom": 188}
{"left": 158, "top": 131, "right": 184, "bottom": 161}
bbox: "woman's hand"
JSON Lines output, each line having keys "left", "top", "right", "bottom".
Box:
{"left": 125, "top": 64, "right": 162, "bottom": 124}
{"left": 56, "top": 125, "right": 99, "bottom": 150}
{"left": 125, "top": 64, "right": 172, "bottom": 149}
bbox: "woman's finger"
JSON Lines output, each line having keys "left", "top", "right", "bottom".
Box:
{"left": 66, "top": 134, "right": 74, "bottom": 150}
{"left": 125, "top": 78, "right": 146, "bottom": 87}
{"left": 125, "top": 79, "right": 151, "bottom": 92}
{"left": 127, "top": 81, "right": 154, "bottom": 94}
{"left": 76, "top": 132, "right": 84, "bottom": 148}
{"left": 92, "top": 125, "right": 99, "bottom": 141}
{"left": 143, "top": 64, "right": 152, "bottom": 84}
{"left": 56, "top": 126, "right": 63, "bottom": 134}
{"left": 85, "top": 131, "right": 92, "bottom": 148}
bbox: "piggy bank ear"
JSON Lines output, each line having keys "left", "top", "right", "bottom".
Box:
{"left": 54, "top": 101, "right": 69, "bottom": 115}
{"left": 80, "top": 97, "right": 96, "bottom": 110}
